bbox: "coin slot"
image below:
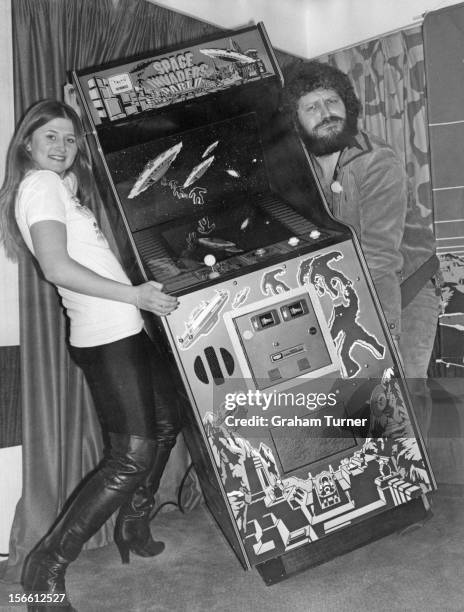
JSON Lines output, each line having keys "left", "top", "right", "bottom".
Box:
{"left": 251, "top": 309, "right": 280, "bottom": 331}
{"left": 281, "top": 299, "right": 309, "bottom": 321}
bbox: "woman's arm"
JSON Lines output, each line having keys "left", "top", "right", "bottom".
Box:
{"left": 30, "top": 220, "right": 178, "bottom": 315}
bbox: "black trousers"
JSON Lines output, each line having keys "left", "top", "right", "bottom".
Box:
{"left": 69, "top": 331, "right": 182, "bottom": 445}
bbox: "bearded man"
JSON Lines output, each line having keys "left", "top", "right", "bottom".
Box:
{"left": 284, "top": 61, "right": 441, "bottom": 439}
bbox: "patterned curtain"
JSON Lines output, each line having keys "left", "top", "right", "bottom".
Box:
{"left": 317, "top": 25, "right": 433, "bottom": 225}
{"left": 316, "top": 27, "right": 464, "bottom": 484}
{"left": 317, "top": 26, "right": 464, "bottom": 381}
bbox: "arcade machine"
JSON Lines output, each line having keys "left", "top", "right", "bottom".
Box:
{"left": 72, "top": 24, "right": 435, "bottom": 584}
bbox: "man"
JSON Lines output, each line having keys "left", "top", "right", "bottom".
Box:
{"left": 284, "top": 61, "right": 441, "bottom": 439}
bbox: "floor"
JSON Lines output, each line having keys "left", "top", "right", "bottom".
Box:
{"left": 0, "top": 487, "right": 463, "bottom": 612}
{"left": 0, "top": 376, "right": 462, "bottom": 612}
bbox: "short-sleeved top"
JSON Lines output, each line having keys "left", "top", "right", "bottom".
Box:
{"left": 15, "top": 169, "right": 143, "bottom": 347}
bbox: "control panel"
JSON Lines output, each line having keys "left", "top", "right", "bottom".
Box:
{"left": 224, "top": 285, "right": 339, "bottom": 390}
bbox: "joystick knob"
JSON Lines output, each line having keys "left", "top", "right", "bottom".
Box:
{"left": 204, "top": 254, "right": 216, "bottom": 267}
{"left": 204, "top": 254, "right": 219, "bottom": 279}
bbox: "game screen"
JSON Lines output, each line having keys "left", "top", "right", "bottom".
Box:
{"left": 106, "top": 112, "right": 270, "bottom": 232}
{"left": 159, "top": 200, "right": 293, "bottom": 271}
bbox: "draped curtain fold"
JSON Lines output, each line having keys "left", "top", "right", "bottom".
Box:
{"left": 317, "top": 26, "right": 433, "bottom": 222}
{"left": 2, "top": 0, "right": 216, "bottom": 583}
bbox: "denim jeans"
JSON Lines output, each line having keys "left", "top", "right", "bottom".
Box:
{"left": 399, "top": 280, "right": 441, "bottom": 442}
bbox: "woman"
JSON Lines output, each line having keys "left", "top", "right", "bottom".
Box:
{"left": 0, "top": 100, "right": 182, "bottom": 611}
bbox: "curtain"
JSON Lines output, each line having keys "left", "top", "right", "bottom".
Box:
{"left": 2, "top": 0, "right": 217, "bottom": 583}
{"left": 316, "top": 29, "right": 464, "bottom": 475}
{"left": 316, "top": 29, "right": 464, "bottom": 381}
{"left": 318, "top": 26, "right": 433, "bottom": 223}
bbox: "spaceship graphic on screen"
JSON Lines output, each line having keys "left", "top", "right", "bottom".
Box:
{"left": 128, "top": 141, "right": 183, "bottom": 199}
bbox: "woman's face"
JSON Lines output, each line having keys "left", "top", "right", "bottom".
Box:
{"left": 27, "top": 117, "right": 78, "bottom": 176}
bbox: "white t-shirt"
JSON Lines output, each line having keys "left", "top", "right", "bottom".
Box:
{"left": 15, "top": 169, "right": 143, "bottom": 347}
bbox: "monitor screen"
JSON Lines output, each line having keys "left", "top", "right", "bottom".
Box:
{"left": 160, "top": 201, "right": 293, "bottom": 271}
{"left": 106, "top": 112, "right": 270, "bottom": 231}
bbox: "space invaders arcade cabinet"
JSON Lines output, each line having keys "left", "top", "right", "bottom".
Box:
{"left": 73, "top": 24, "right": 435, "bottom": 584}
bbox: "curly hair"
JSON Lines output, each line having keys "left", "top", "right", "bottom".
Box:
{"left": 284, "top": 60, "right": 362, "bottom": 121}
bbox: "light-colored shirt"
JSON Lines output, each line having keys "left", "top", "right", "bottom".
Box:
{"left": 15, "top": 169, "right": 143, "bottom": 347}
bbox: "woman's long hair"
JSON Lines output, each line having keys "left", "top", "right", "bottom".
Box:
{"left": 0, "top": 99, "right": 97, "bottom": 259}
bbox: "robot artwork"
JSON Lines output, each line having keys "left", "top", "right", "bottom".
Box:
{"left": 297, "top": 251, "right": 386, "bottom": 378}
{"left": 204, "top": 384, "right": 429, "bottom": 563}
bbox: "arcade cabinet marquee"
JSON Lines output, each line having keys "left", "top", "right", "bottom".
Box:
{"left": 72, "top": 23, "right": 435, "bottom": 584}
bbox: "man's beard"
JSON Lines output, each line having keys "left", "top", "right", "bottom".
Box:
{"left": 300, "top": 115, "right": 357, "bottom": 156}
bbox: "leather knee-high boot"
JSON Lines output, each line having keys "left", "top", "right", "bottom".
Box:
{"left": 21, "top": 434, "right": 156, "bottom": 612}
{"left": 113, "top": 444, "right": 173, "bottom": 564}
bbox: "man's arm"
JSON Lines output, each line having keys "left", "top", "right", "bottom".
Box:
{"left": 357, "top": 147, "right": 407, "bottom": 336}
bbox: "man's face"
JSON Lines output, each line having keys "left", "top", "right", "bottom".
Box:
{"left": 296, "top": 88, "right": 350, "bottom": 156}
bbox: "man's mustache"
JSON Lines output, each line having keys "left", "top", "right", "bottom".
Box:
{"left": 316, "top": 116, "right": 344, "bottom": 129}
